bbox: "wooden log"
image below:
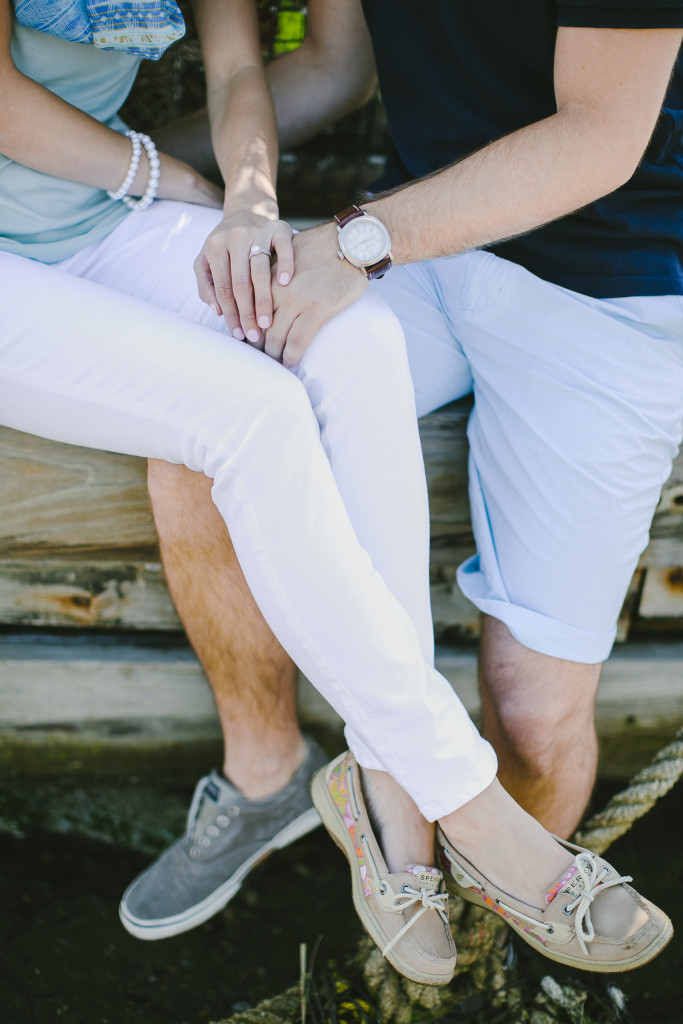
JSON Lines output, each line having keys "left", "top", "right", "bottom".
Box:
{"left": 2, "top": 408, "right": 683, "bottom": 638}
{"left": 638, "top": 566, "right": 683, "bottom": 619}
{"left": 0, "top": 559, "right": 180, "bottom": 630}
{"left": 1, "top": 633, "right": 682, "bottom": 780}
{"left": 0, "top": 426, "right": 157, "bottom": 557}
{"left": 3, "top": 412, "right": 681, "bottom": 562}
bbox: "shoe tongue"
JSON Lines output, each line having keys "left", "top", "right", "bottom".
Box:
{"left": 190, "top": 770, "right": 241, "bottom": 836}
{"left": 205, "top": 769, "right": 241, "bottom": 802}
{"left": 405, "top": 864, "right": 443, "bottom": 891}
{"left": 545, "top": 857, "right": 595, "bottom": 905}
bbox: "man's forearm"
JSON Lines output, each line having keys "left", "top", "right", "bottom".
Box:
{"left": 365, "top": 25, "right": 682, "bottom": 266}
{"left": 366, "top": 104, "right": 632, "bottom": 265}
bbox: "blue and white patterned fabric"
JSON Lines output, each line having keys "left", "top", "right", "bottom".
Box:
{"left": 13, "top": 1, "right": 185, "bottom": 60}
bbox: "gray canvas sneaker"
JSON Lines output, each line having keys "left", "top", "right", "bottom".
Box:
{"left": 119, "top": 736, "right": 328, "bottom": 940}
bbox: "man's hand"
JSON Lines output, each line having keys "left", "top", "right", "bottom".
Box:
{"left": 264, "top": 223, "right": 368, "bottom": 367}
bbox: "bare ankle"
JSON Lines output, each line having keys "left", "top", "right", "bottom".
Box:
{"left": 360, "top": 767, "right": 435, "bottom": 873}
{"left": 223, "top": 734, "right": 307, "bottom": 800}
{"left": 438, "top": 779, "right": 573, "bottom": 904}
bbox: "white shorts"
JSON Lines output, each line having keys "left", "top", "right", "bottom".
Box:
{"left": 374, "top": 250, "right": 683, "bottom": 663}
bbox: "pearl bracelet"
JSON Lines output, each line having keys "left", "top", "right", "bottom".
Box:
{"left": 107, "top": 130, "right": 142, "bottom": 202}
{"left": 123, "top": 133, "right": 161, "bottom": 212}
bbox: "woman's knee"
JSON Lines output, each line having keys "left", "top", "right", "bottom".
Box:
{"left": 305, "top": 289, "right": 408, "bottom": 377}
{"left": 203, "top": 365, "right": 317, "bottom": 462}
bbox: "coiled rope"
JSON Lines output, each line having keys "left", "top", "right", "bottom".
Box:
{"left": 574, "top": 724, "right": 683, "bottom": 855}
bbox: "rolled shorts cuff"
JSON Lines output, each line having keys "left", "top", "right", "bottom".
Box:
{"left": 457, "top": 556, "right": 616, "bottom": 665}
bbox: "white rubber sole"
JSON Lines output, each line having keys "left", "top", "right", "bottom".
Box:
{"left": 311, "top": 764, "right": 455, "bottom": 987}
{"left": 119, "top": 806, "right": 322, "bottom": 941}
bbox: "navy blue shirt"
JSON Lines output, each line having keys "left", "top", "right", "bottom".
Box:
{"left": 361, "top": 1, "right": 683, "bottom": 297}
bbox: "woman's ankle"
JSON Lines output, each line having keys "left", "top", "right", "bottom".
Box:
{"left": 438, "top": 779, "right": 573, "bottom": 903}
{"left": 360, "top": 766, "right": 436, "bottom": 873}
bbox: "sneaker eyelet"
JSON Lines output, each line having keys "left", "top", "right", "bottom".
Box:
{"left": 216, "top": 815, "right": 230, "bottom": 828}
{"left": 562, "top": 904, "right": 574, "bottom": 916}
{"left": 206, "top": 825, "right": 220, "bottom": 838}
{"left": 199, "top": 836, "right": 211, "bottom": 848}
{"left": 546, "top": 925, "right": 555, "bottom": 935}
{"left": 189, "top": 846, "right": 201, "bottom": 859}
{"left": 227, "top": 805, "right": 240, "bottom": 817}
{"left": 379, "top": 885, "right": 387, "bottom": 895}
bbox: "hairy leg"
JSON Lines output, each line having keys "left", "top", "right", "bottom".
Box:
{"left": 478, "top": 614, "right": 601, "bottom": 837}
{"left": 147, "top": 459, "right": 304, "bottom": 799}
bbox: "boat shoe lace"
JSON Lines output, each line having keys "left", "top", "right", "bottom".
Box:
{"left": 497, "top": 852, "right": 632, "bottom": 955}
{"left": 358, "top": 830, "right": 451, "bottom": 958}
{"left": 382, "top": 883, "right": 451, "bottom": 957}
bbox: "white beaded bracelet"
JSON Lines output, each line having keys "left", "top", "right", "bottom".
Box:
{"left": 123, "top": 133, "right": 161, "bottom": 212}
{"left": 107, "top": 130, "right": 142, "bottom": 202}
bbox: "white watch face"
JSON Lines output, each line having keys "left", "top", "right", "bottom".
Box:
{"left": 340, "top": 216, "right": 390, "bottom": 266}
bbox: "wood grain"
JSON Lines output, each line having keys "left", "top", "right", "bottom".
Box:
{"left": 2, "top": 637, "right": 681, "bottom": 779}
{"left": 2, "top": 404, "right": 682, "bottom": 638}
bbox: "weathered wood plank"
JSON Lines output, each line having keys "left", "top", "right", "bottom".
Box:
{"left": 0, "top": 560, "right": 180, "bottom": 630}
{"left": 1, "top": 637, "right": 682, "bottom": 779}
{"left": 615, "top": 569, "right": 645, "bottom": 643}
{"left": 2, "top": 405, "right": 683, "bottom": 637}
{"left": 3, "top": 411, "right": 681, "bottom": 562}
{"left": 0, "top": 426, "right": 158, "bottom": 557}
{"left": 638, "top": 566, "right": 683, "bottom": 620}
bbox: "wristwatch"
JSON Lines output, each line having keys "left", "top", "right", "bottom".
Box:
{"left": 334, "top": 205, "right": 392, "bottom": 280}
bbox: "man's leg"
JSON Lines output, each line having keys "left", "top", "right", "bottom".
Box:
{"left": 478, "top": 615, "right": 601, "bottom": 836}
{"left": 146, "top": 468, "right": 599, "bottom": 838}
{"left": 371, "top": 253, "right": 683, "bottom": 844}
{"left": 147, "top": 460, "right": 304, "bottom": 799}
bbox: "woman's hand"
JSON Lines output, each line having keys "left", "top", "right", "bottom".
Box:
{"left": 193, "top": 208, "right": 294, "bottom": 342}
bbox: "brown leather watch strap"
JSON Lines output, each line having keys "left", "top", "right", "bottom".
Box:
{"left": 334, "top": 205, "right": 364, "bottom": 228}
{"left": 365, "top": 254, "right": 393, "bottom": 281}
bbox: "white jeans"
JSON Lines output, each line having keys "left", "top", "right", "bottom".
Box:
{"left": 0, "top": 201, "right": 497, "bottom": 821}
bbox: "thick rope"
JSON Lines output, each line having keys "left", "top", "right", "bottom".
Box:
{"left": 573, "top": 726, "right": 683, "bottom": 855}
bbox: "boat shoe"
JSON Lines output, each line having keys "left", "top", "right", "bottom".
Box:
{"left": 312, "top": 752, "right": 456, "bottom": 986}
{"left": 436, "top": 826, "right": 673, "bottom": 973}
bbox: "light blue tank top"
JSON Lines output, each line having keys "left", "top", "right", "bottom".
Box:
{"left": 0, "top": 22, "right": 141, "bottom": 262}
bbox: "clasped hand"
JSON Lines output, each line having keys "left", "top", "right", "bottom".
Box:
{"left": 195, "top": 216, "right": 367, "bottom": 366}
{"left": 194, "top": 208, "right": 294, "bottom": 343}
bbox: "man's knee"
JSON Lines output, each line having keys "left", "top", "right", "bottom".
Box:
{"left": 479, "top": 616, "right": 600, "bottom": 772}
{"left": 147, "top": 460, "right": 222, "bottom": 544}
{"left": 148, "top": 459, "right": 206, "bottom": 496}
{"left": 482, "top": 687, "right": 595, "bottom": 774}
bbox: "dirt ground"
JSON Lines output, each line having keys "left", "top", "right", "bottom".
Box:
{"left": 0, "top": 777, "right": 682, "bottom": 1024}
{"left": 0, "top": 823, "right": 359, "bottom": 1023}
